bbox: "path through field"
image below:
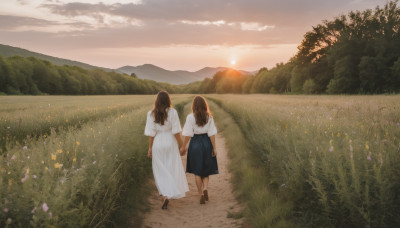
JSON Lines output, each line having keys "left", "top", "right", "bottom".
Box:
{"left": 141, "top": 134, "right": 243, "bottom": 228}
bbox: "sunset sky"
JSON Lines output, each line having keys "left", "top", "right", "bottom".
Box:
{"left": 0, "top": 0, "right": 384, "bottom": 71}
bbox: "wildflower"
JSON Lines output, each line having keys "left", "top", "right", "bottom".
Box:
{"left": 45, "top": 166, "right": 48, "bottom": 171}
{"left": 49, "top": 212, "right": 52, "bottom": 217}
{"left": 280, "top": 184, "right": 286, "bottom": 188}
{"left": 76, "top": 141, "right": 80, "bottom": 146}
{"left": 337, "top": 132, "right": 341, "bottom": 137}
{"left": 33, "top": 175, "right": 37, "bottom": 179}
{"left": 42, "top": 203, "right": 49, "bottom": 212}
{"left": 367, "top": 152, "right": 372, "bottom": 161}
{"left": 6, "top": 218, "right": 12, "bottom": 225}
{"left": 365, "top": 142, "right": 369, "bottom": 150}
{"left": 349, "top": 145, "right": 353, "bottom": 152}
{"left": 8, "top": 179, "right": 12, "bottom": 186}
{"left": 11, "top": 155, "right": 16, "bottom": 160}
{"left": 4, "top": 208, "right": 8, "bottom": 213}
{"left": 93, "top": 161, "right": 97, "bottom": 165}
{"left": 54, "top": 163, "right": 60, "bottom": 169}
{"left": 51, "top": 154, "right": 56, "bottom": 160}
{"left": 31, "top": 207, "right": 37, "bottom": 214}
{"left": 7, "top": 126, "right": 10, "bottom": 129}
{"left": 73, "top": 157, "right": 77, "bottom": 163}
{"left": 41, "top": 160, "right": 44, "bottom": 164}
{"left": 21, "top": 173, "right": 29, "bottom": 183}
{"left": 57, "top": 149, "right": 62, "bottom": 154}
{"left": 329, "top": 146, "right": 334, "bottom": 152}
{"left": 23, "top": 146, "right": 28, "bottom": 150}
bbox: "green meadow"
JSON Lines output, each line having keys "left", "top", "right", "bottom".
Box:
{"left": 1, "top": 94, "right": 399, "bottom": 227}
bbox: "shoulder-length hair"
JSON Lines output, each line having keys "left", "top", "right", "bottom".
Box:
{"left": 192, "top": 96, "right": 212, "bottom": 127}
{"left": 152, "top": 91, "right": 171, "bottom": 125}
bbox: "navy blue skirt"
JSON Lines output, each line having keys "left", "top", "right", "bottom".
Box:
{"left": 186, "top": 134, "right": 219, "bottom": 177}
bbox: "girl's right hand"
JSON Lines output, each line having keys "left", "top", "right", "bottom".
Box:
{"left": 147, "top": 148, "right": 152, "bottom": 158}
{"left": 179, "top": 147, "right": 187, "bottom": 156}
{"left": 212, "top": 149, "right": 217, "bottom": 157}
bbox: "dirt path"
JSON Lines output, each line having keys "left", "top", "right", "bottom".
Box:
{"left": 141, "top": 134, "right": 243, "bottom": 228}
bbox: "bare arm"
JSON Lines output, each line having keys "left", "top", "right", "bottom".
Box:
{"left": 174, "top": 133, "right": 183, "bottom": 149}
{"left": 147, "top": 136, "right": 154, "bottom": 158}
{"left": 180, "top": 136, "right": 191, "bottom": 156}
{"left": 210, "top": 135, "right": 217, "bottom": 157}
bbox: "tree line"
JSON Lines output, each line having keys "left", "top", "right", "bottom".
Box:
{"left": 186, "top": 1, "right": 400, "bottom": 94}
{"left": 0, "top": 55, "right": 177, "bottom": 95}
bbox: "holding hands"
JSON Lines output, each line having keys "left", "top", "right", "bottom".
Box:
{"left": 180, "top": 146, "right": 187, "bottom": 156}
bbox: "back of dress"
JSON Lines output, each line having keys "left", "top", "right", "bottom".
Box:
{"left": 145, "top": 108, "right": 181, "bottom": 137}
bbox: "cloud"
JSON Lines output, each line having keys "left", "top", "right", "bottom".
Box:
{"left": 0, "top": 15, "right": 58, "bottom": 30}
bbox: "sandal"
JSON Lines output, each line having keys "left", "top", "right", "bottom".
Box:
{"left": 200, "top": 195, "right": 206, "bottom": 204}
{"left": 162, "top": 198, "right": 169, "bottom": 210}
{"left": 203, "top": 190, "right": 209, "bottom": 201}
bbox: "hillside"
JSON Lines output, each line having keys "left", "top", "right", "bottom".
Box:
{"left": 117, "top": 65, "right": 253, "bottom": 85}
{"left": 0, "top": 44, "right": 112, "bottom": 71}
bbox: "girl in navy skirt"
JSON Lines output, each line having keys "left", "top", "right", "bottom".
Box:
{"left": 180, "top": 96, "right": 218, "bottom": 204}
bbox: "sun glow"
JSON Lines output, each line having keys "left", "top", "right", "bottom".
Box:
{"left": 230, "top": 59, "right": 236, "bottom": 66}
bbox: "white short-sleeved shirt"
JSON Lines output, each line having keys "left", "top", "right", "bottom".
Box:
{"left": 182, "top": 113, "right": 217, "bottom": 137}
{"left": 144, "top": 108, "right": 182, "bottom": 137}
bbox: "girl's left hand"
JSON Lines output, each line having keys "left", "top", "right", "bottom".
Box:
{"left": 212, "top": 150, "right": 217, "bottom": 157}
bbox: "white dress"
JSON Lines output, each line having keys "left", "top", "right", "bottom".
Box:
{"left": 144, "top": 108, "right": 189, "bottom": 199}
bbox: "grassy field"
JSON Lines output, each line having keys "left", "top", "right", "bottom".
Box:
{"left": 0, "top": 95, "right": 191, "bottom": 227}
{"left": 1, "top": 94, "right": 399, "bottom": 227}
{"left": 208, "top": 94, "right": 400, "bottom": 228}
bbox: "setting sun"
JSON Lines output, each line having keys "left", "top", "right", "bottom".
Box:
{"left": 230, "top": 59, "right": 236, "bottom": 66}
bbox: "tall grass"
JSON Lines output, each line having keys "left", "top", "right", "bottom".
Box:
{"left": 208, "top": 94, "right": 400, "bottom": 227}
{"left": 0, "top": 95, "right": 191, "bottom": 227}
{"left": 0, "top": 95, "right": 160, "bottom": 152}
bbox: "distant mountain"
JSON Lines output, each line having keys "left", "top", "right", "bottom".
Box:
{"left": 0, "top": 44, "right": 112, "bottom": 71}
{"left": 0, "top": 43, "right": 255, "bottom": 85}
{"left": 117, "top": 65, "right": 253, "bottom": 84}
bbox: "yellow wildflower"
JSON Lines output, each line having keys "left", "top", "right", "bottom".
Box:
{"left": 365, "top": 142, "right": 369, "bottom": 150}
{"left": 337, "top": 133, "right": 341, "bottom": 137}
{"left": 73, "top": 157, "right": 77, "bottom": 163}
{"left": 8, "top": 179, "right": 12, "bottom": 186}
{"left": 54, "top": 163, "right": 60, "bottom": 169}
{"left": 57, "top": 149, "right": 63, "bottom": 154}
{"left": 76, "top": 141, "right": 80, "bottom": 146}
{"left": 45, "top": 166, "right": 48, "bottom": 171}
{"left": 41, "top": 160, "right": 44, "bottom": 164}
{"left": 51, "top": 154, "right": 56, "bottom": 160}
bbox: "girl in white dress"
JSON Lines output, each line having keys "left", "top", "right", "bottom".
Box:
{"left": 144, "top": 91, "right": 189, "bottom": 209}
{"left": 180, "top": 96, "right": 218, "bottom": 204}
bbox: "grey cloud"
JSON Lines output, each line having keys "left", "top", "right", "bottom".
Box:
{"left": 0, "top": 15, "right": 58, "bottom": 30}
{"left": 0, "top": 14, "right": 92, "bottom": 31}
{"left": 40, "top": 0, "right": 384, "bottom": 26}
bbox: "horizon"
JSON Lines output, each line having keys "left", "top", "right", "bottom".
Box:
{"left": 0, "top": 0, "right": 385, "bottom": 72}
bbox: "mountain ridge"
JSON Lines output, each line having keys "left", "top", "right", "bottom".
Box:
{"left": 0, "top": 44, "right": 255, "bottom": 85}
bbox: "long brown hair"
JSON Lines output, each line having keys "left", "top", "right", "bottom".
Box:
{"left": 152, "top": 91, "right": 171, "bottom": 125}
{"left": 192, "top": 96, "right": 212, "bottom": 127}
